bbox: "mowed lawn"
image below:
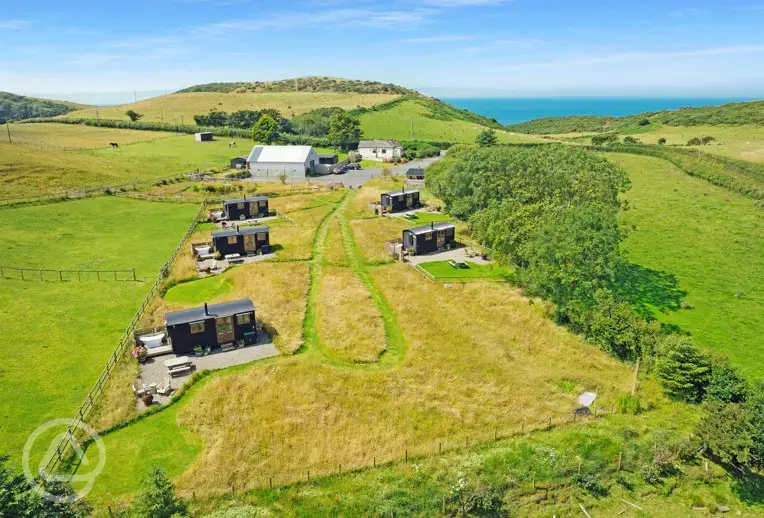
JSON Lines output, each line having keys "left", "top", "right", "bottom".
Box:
{"left": 611, "top": 153, "right": 764, "bottom": 378}
{"left": 63, "top": 91, "right": 401, "bottom": 124}
{"left": 359, "top": 100, "right": 545, "bottom": 144}
{"left": 0, "top": 197, "right": 198, "bottom": 468}
{"left": 418, "top": 260, "right": 516, "bottom": 282}
{"left": 0, "top": 124, "right": 243, "bottom": 198}
{"left": 622, "top": 124, "right": 764, "bottom": 163}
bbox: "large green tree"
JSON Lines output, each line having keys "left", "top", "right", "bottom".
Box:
{"left": 475, "top": 128, "right": 498, "bottom": 147}
{"left": 125, "top": 110, "right": 143, "bottom": 122}
{"left": 657, "top": 335, "right": 711, "bottom": 403}
{"left": 696, "top": 401, "right": 755, "bottom": 467}
{"left": 252, "top": 114, "right": 280, "bottom": 144}
{"left": 327, "top": 111, "right": 362, "bottom": 150}
{"left": 132, "top": 466, "right": 187, "bottom": 518}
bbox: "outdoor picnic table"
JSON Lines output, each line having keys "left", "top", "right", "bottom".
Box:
{"left": 164, "top": 356, "right": 190, "bottom": 369}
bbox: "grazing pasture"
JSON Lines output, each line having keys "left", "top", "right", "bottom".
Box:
{"left": 7, "top": 122, "right": 172, "bottom": 149}
{"left": 611, "top": 153, "right": 764, "bottom": 378}
{"left": 80, "top": 186, "right": 632, "bottom": 510}
{"left": 359, "top": 100, "right": 545, "bottom": 144}
{"left": 0, "top": 197, "right": 197, "bottom": 468}
{"left": 62, "top": 91, "right": 401, "bottom": 123}
{"left": 622, "top": 124, "right": 764, "bottom": 163}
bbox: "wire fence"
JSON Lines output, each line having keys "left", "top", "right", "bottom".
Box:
{"left": 0, "top": 265, "right": 137, "bottom": 282}
{"left": 40, "top": 201, "right": 208, "bottom": 477}
{"left": 180, "top": 408, "right": 621, "bottom": 507}
{"left": 0, "top": 172, "right": 195, "bottom": 208}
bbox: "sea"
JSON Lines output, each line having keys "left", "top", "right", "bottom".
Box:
{"left": 441, "top": 97, "right": 755, "bottom": 126}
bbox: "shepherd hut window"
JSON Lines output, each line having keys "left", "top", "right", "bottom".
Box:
{"left": 237, "top": 202, "right": 244, "bottom": 209}
{"left": 236, "top": 313, "right": 251, "bottom": 325}
{"left": 190, "top": 321, "right": 205, "bottom": 334}
{"left": 257, "top": 232, "right": 267, "bottom": 241}
{"left": 258, "top": 200, "right": 266, "bottom": 208}
{"left": 425, "top": 233, "right": 433, "bottom": 241}
{"left": 228, "top": 236, "right": 237, "bottom": 245}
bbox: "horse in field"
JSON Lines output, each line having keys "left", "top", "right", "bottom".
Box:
{"left": 109, "top": 142, "right": 119, "bottom": 148}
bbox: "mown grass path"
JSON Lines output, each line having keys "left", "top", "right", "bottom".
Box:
{"left": 303, "top": 191, "right": 406, "bottom": 369}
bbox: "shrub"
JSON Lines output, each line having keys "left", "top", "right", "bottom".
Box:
{"left": 616, "top": 393, "right": 647, "bottom": 415}
{"left": 687, "top": 137, "right": 702, "bottom": 146}
{"left": 132, "top": 466, "right": 187, "bottom": 518}
{"left": 706, "top": 356, "right": 748, "bottom": 403}
{"left": 638, "top": 118, "right": 651, "bottom": 126}
{"left": 475, "top": 128, "right": 498, "bottom": 147}
{"left": 657, "top": 335, "right": 711, "bottom": 402}
{"left": 696, "top": 401, "right": 755, "bottom": 467}
{"left": 623, "top": 136, "right": 640, "bottom": 144}
{"left": 658, "top": 137, "right": 667, "bottom": 145}
{"left": 591, "top": 133, "right": 619, "bottom": 146}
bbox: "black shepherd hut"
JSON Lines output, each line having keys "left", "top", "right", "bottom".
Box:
{"left": 212, "top": 226, "right": 270, "bottom": 256}
{"left": 405, "top": 168, "right": 425, "bottom": 180}
{"left": 380, "top": 188, "right": 420, "bottom": 213}
{"left": 224, "top": 196, "right": 269, "bottom": 220}
{"left": 402, "top": 222, "right": 456, "bottom": 255}
{"left": 165, "top": 299, "right": 257, "bottom": 354}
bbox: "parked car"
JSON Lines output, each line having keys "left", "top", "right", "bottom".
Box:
{"left": 335, "top": 166, "right": 347, "bottom": 174}
{"left": 346, "top": 163, "right": 362, "bottom": 170}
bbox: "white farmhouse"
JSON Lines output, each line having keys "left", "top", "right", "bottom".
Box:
{"left": 357, "top": 140, "right": 404, "bottom": 162}
{"left": 246, "top": 145, "right": 320, "bottom": 178}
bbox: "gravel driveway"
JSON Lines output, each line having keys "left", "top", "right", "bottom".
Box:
{"left": 326, "top": 155, "right": 444, "bottom": 188}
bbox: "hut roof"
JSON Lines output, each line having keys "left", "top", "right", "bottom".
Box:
{"left": 405, "top": 168, "right": 425, "bottom": 176}
{"left": 165, "top": 298, "right": 255, "bottom": 326}
{"left": 382, "top": 189, "right": 419, "bottom": 198}
{"left": 212, "top": 226, "right": 269, "bottom": 239}
{"left": 405, "top": 222, "right": 455, "bottom": 235}
{"left": 224, "top": 196, "right": 268, "bottom": 204}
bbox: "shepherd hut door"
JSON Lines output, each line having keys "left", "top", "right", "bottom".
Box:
{"left": 249, "top": 202, "right": 257, "bottom": 216}
{"left": 243, "top": 234, "right": 256, "bottom": 253}
{"left": 437, "top": 230, "right": 445, "bottom": 248}
{"left": 216, "top": 316, "right": 235, "bottom": 343}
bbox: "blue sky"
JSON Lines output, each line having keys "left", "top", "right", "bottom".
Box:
{"left": 1, "top": 0, "right": 764, "bottom": 101}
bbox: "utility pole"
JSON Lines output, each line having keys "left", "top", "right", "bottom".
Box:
{"left": 96, "top": 106, "right": 100, "bottom": 121}
{"left": 133, "top": 89, "right": 137, "bottom": 103}
{"left": 6, "top": 122, "right": 11, "bottom": 143}
{"left": 160, "top": 104, "right": 164, "bottom": 123}
{"left": 181, "top": 115, "right": 184, "bottom": 126}
{"left": 410, "top": 117, "right": 414, "bottom": 140}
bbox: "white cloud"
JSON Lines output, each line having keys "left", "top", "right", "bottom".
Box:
{"left": 401, "top": 34, "right": 476, "bottom": 43}
{"left": 0, "top": 20, "right": 31, "bottom": 30}
{"left": 420, "top": 0, "right": 506, "bottom": 5}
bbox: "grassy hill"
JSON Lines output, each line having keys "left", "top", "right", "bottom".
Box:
{"left": 176, "top": 76, "right": 417, "bottom": 95}
{"left": 508, "top": 99, "right": 764, "bottom": 134}
{"left": 0, "top": 92, "right": 87, "bottom": 123}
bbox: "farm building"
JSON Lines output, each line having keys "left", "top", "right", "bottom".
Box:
{"left": 165, "top": 299, "right": 257, "bottom": 355}
{"left": 195, "top": 132, "right": 214, "bottom": 142}
{"left": 381, "top": 188, "right": 420, "bottom": 213}
{"left": 230, "top": 156, "right": 247, "bottom": 169}
{"left": 405, "top": 168, "right": 425, "bottom": 180}
{"left": 358, "top": 140, "right": 403, "bottom": 161}
{"left": 224, "top": 196, "right": 269, "bottom": 220}
{"left": 315, "top": 153, "right": 346, "bottom": 174}
{"left": 246, "top": 145, "right": 320, "bottom": 178}
{"left": 212, "top": 226, "right": 271, "bottom": 256}
{"left": 402, "top": 222, "right": 456, "bottom": 255}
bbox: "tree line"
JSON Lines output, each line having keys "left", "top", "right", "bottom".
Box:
{"left": 0, "top": 92, "right": 78, "bottom": 124}
{"left": 427, "top": 144, "right": 764, "bottom": 473}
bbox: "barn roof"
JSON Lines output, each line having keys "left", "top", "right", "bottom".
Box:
{"left": 224, "top": 196, "right": 268, "bottom": 204}
{"left": 405, "top": 222, "right": 455, "bottom": 235}
{"left": 382, "top": 189, "right": 420, "bottom": 198}
{"left": 212, "top": 226, "right": 269, "bottom": 238}
{"left": 406, "top": 168, "right": 425, "bottom": 176}
{"left": 246, "top": 145, "right": 315, "bottom": 164}
{"left": 165, "top": 298, "right": 255, "bottom": 326}
{"left": 358, "top": 139, "right": 401, "bottom": 149}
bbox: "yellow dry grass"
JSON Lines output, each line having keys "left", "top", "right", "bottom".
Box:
{"left": 270, "top": 204, "right": 334, "bottom": 261}
{"left": 345, "top": 177, "right": 406, "bottom": 219}
{"left": 63, "top": 92, "right": 400, "bottom": 124}
{"left": 167, "top": 229, "right": 211, "bottom": 284}
{"left": 7, "top": 123, "right": 173, "bottom": 150}
{"left": 268, "top": 193, "right": 329, "bottom": 214}
{"left": 141, "top": 262, "right": 308, "bottom": 354}
{"left": 172, "top": 263, "right": 630, "bottom": 494}
{"left": 86, "top": 356, "right": 139, "bottom": 433}
{"left": 323, "top": 218, "right": 347, "bottom": 266}
{"left": 350, "top": 217, "right": 409, "bottom": 264}
{"left": 317, "top": 266, "right": 386, "bottom": 363}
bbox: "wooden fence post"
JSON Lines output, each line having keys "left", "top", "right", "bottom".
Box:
{"left": 59, "top": 270, "right": 63, "bottom": 282}
{"left": 307, "top": 470, "right": 310, "bottom": 482}
{"left": 78, "top": 271, "right": 81, "bottom": 281}
{"left": 617, "top": 451, "right": 622, "bottom": 471}
{"left": 269, "top": 477, "right": 272, "bottom": 489}
{"left": 97, "top": 271, "right": 101, "bottom": 281}
{"left": 405, "top": 449, "right": 408, "bottom": 462}
{"left": 133, "top": 268, "right": 137, "bottom": 281}
{"left": 40, "top": 269, "right": 43, "bottom": 281}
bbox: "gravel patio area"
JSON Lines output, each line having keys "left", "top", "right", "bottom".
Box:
{"left": 136, "top": 332, "right": 279, "bottom": 409}
{"left": 406, "top": 246, "right": 492, "bottom": 266}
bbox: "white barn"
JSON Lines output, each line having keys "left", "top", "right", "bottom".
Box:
{"left": 246, "top": 145, "right": 320, "bottom": 178}
{"left": 357, "top": 140, "right": 404, "bottom": 162}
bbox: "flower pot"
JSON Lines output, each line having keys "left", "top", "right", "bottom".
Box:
{"left": 141, "top": 393, "right": 154, "bottom": 406}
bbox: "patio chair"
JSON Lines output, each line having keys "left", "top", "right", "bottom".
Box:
{"left": 132, "top": 379, "right": 147, "bottom": 397}
{"left": 156, "top": 377, "right": 173, "bottom": 396}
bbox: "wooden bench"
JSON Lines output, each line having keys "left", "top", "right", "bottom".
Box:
{"left": 225, "top": 254, "right": 244, "bottom": 264}
{"left": 168, "top": 365, "right": 192, "bottom": 377}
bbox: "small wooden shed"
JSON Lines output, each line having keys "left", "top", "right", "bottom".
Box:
{"left": 402, "top": 222, "right": 456, "bottom": 255}
{"left": 230, "top": 156, "right": 247, "bottom": 169}
{"left": 224, "top": 196, "right": 269, "bottom": 220}
{"left": 405, "top": 168, "right": 425, "bottom": 180}
{"left": 165, "top": 299, "right": 257, "bottom": 354}
{"left": 212, "top": 226, "right": 270, "bottom": 256}
{"left": 380, "top": 188, "right": 420, "bottom": 213}
{"left": 195, "top": 132, "right": 214, "bottom": 142}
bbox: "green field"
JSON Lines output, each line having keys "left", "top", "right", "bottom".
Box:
{"left": 621, "top": 124, "right": 764, "bottom": 163}
{"left": 359, "top": 100, "right": 543, "bottom": 144}
{"left": 612, "top": 153, "right": 764, "bottom": 378}
{"left": 418, "top": 260, "right": 516, "bottom": 282}
{"left": 62, "top": 91, "right": 400, "bottom": 124}
{"left": 0, "top": 124, "right": 241, "bottom": 197}
{"left": 0, "top": 197, "right": 198, "bottom": 468}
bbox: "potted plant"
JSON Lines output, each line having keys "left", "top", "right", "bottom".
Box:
{"left": 132, "top": 345, "right": 148, "bottom": 364}
{"left": 193, "top": 345, "right": 204, "bottom": 357}
{"left": 140, "top": 392, "right": 153, "bottom": 406}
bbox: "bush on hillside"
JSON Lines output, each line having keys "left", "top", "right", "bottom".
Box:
{"left": 657, "top": 336, "right": 711, "bottom": 403}
{"left": 687, "top": 137, "right": 702, "bottom": 146}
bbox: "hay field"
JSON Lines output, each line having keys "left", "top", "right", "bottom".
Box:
{"left": 83, "top": 186, "right": 632, "bottom": 510}
{"left": 63, "top": 91, "right": 400, "bottom": 123}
